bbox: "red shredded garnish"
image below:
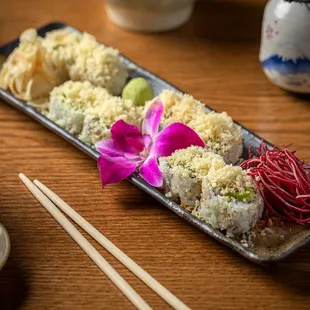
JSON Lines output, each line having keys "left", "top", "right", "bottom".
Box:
{"left": 241, "top": 142, "right": 310, "bottom": 224}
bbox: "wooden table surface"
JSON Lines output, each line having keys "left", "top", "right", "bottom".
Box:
{"left": 1, "top": 0, "right": 310, "bottom": 309}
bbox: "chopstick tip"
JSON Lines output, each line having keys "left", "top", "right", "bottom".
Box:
{"left": 19, "top": 173, "right": 32, "bottom": 185}
{"left": 19, "top": 173, "right": 26, "bottom": 180}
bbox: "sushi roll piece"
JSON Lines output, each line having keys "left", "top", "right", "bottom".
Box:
{"left": 159, "top": 146, "right": 226, "bottom": 210}
{"left": 43, "top": 29, "right": 129, "bottom": 96}
{"left": 79, "top": 97, "right": 143, "bottom": 146}
{"left": 188, "top": 111, "right": 243, "bottom": 164}
{"left": 147, "top": 90, "right": 243, "bottom": 164}
{"left": 193, "top": 165, "right": 264, "bottom": 236}
{"left": 42, "top": 28, "right": 81, "bottom": 76}
{"left": 68, "top": 33, "right": 129, "bottom": 95}
{"left": 48, "top": 81, "right": 111, "bottom": 135}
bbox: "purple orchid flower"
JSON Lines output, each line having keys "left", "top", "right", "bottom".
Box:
{"left": 96, "top": 100, "right": 205, "bottom": 188}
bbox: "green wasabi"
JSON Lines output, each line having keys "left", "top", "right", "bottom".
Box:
{"left": 122, "top": 77, "right": 153, "bottom": 106}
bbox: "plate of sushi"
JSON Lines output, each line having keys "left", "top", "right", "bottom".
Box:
{"left": 0, "top": 23, "right": 309, "bottom": 264}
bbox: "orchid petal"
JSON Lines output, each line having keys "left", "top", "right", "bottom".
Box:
{"left": 139, "top": 155, "right": 163, "bottom": 187}
{"left": 142, "top": 100, "right": 164, "bottom": 137}
{"left": 111, "top": 120, "right": 145, "bottom": 158}
{"left": 143, "top": 134, "right": 152, "bottom": 152}
{"left": 151, "top": 122, "right": 205, "bottom": 157}
{"left": 96, "top": 139, "right": 123, "bottom": 157}
{"left": 97, "top": 155, "right": 137, "bottom": 188}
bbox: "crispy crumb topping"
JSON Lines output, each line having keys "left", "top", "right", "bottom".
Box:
{"left": 84, "top": 97, "right": 142, "bottom": 129}
{"left": 161, "top": 146, "right": 225, "bottom": 179}
{"left": 206, "top": 165, "right": 255, "bottom": 196}
{"left": 42, "top": 29, "right": 128, "bottom": 95}
{"left": 50, "top": 80, "right": 110, "bottom": 112}
{"left": 146, "top": 90, "right": 242, "bottom": 156}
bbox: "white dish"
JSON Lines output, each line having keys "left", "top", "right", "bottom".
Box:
{"left": 104, "top": 0, "right": 194, "bottom": 32}
{"left": 0, "top": 223, "right": 10, "bottom": 270}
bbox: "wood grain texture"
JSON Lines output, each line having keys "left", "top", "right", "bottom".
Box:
{"left": 0, "top": 0, "right": 310, "bottom": 309}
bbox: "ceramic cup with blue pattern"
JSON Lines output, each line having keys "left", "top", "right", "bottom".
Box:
{"left": 260, "top": 0, "right": 310, "bottom": 93}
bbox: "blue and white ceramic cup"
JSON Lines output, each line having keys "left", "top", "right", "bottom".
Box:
{"left": 260, "top": 0, "right": 310, "bottom": 93}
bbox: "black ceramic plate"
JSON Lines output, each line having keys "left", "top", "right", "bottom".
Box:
{"left": 1, "top": 22, "right": 309, "bottom": 264}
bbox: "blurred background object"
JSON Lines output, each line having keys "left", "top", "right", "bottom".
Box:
{"left": 0, "top": 223, "right": 10, "bottom": 271}
{"left": 104, "top": 0, "right": 195, "bottom": 32}
{"left": 260, "top": 0, "right": 310, "bottom": 93}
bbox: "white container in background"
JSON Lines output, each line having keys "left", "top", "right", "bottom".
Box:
{"left": 104, "top": 0, "right": 194, "bottom": 32}
{"left": 0, "top": 223, "right": 10, "bottom": 271}
{"left": 260, "top": 0, "right": 310, "bottom": 93}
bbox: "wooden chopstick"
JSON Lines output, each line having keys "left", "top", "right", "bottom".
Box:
{"left": 33, "top": 179, "right": 191, "bottom": 310}
{"left": 19, "top": 173, "right": 152, "bottom": 310}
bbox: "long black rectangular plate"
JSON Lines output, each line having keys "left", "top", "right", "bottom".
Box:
{"left": 1, "top": 22, "right": 309, "bottom": 264}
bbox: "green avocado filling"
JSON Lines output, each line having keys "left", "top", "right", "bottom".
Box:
{"left": 177, "top": 162, "right": 194, "bottom": 171}
{"left": 227, "top": 189, "right": 254, "bottom": 203}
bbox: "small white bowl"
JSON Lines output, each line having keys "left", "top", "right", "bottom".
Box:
{"left": 0, "top": 223, "right": 10, "bottom": 270}
{"left": 105, "top": 0, "right": 194, "bottom": 32}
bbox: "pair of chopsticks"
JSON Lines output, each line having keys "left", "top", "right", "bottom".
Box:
{"left": 19, "top": 173, "right": 190, "bottom": 310}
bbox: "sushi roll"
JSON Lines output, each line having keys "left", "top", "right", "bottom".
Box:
{"left": 192, "top": 165, "right": 264, "bottom": 236}
{"left": 68, "top": 33, "right": 129, "bottom": 95}
{"left": 187, "top": 111, "right": 243, "bottom": 164}
{"left": 147, "top": 90, "right": 243, "bottom": 164}
{"left": 79, "top": 97, "right": 143, "bottom": 146}
{"left": 159, "top": 146, "right": 263, "bottom": 235}
{"left": 42, "top": 28, "right": 81, "bottom": 76}
{"left": 159, "top": 146, "right": 226, "bottom": 210}
{"left": 43, "top": 29, "right": 129, "bottom": 96}
{"left": 48, "top": 81, "right": 111, "bottom": 135}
